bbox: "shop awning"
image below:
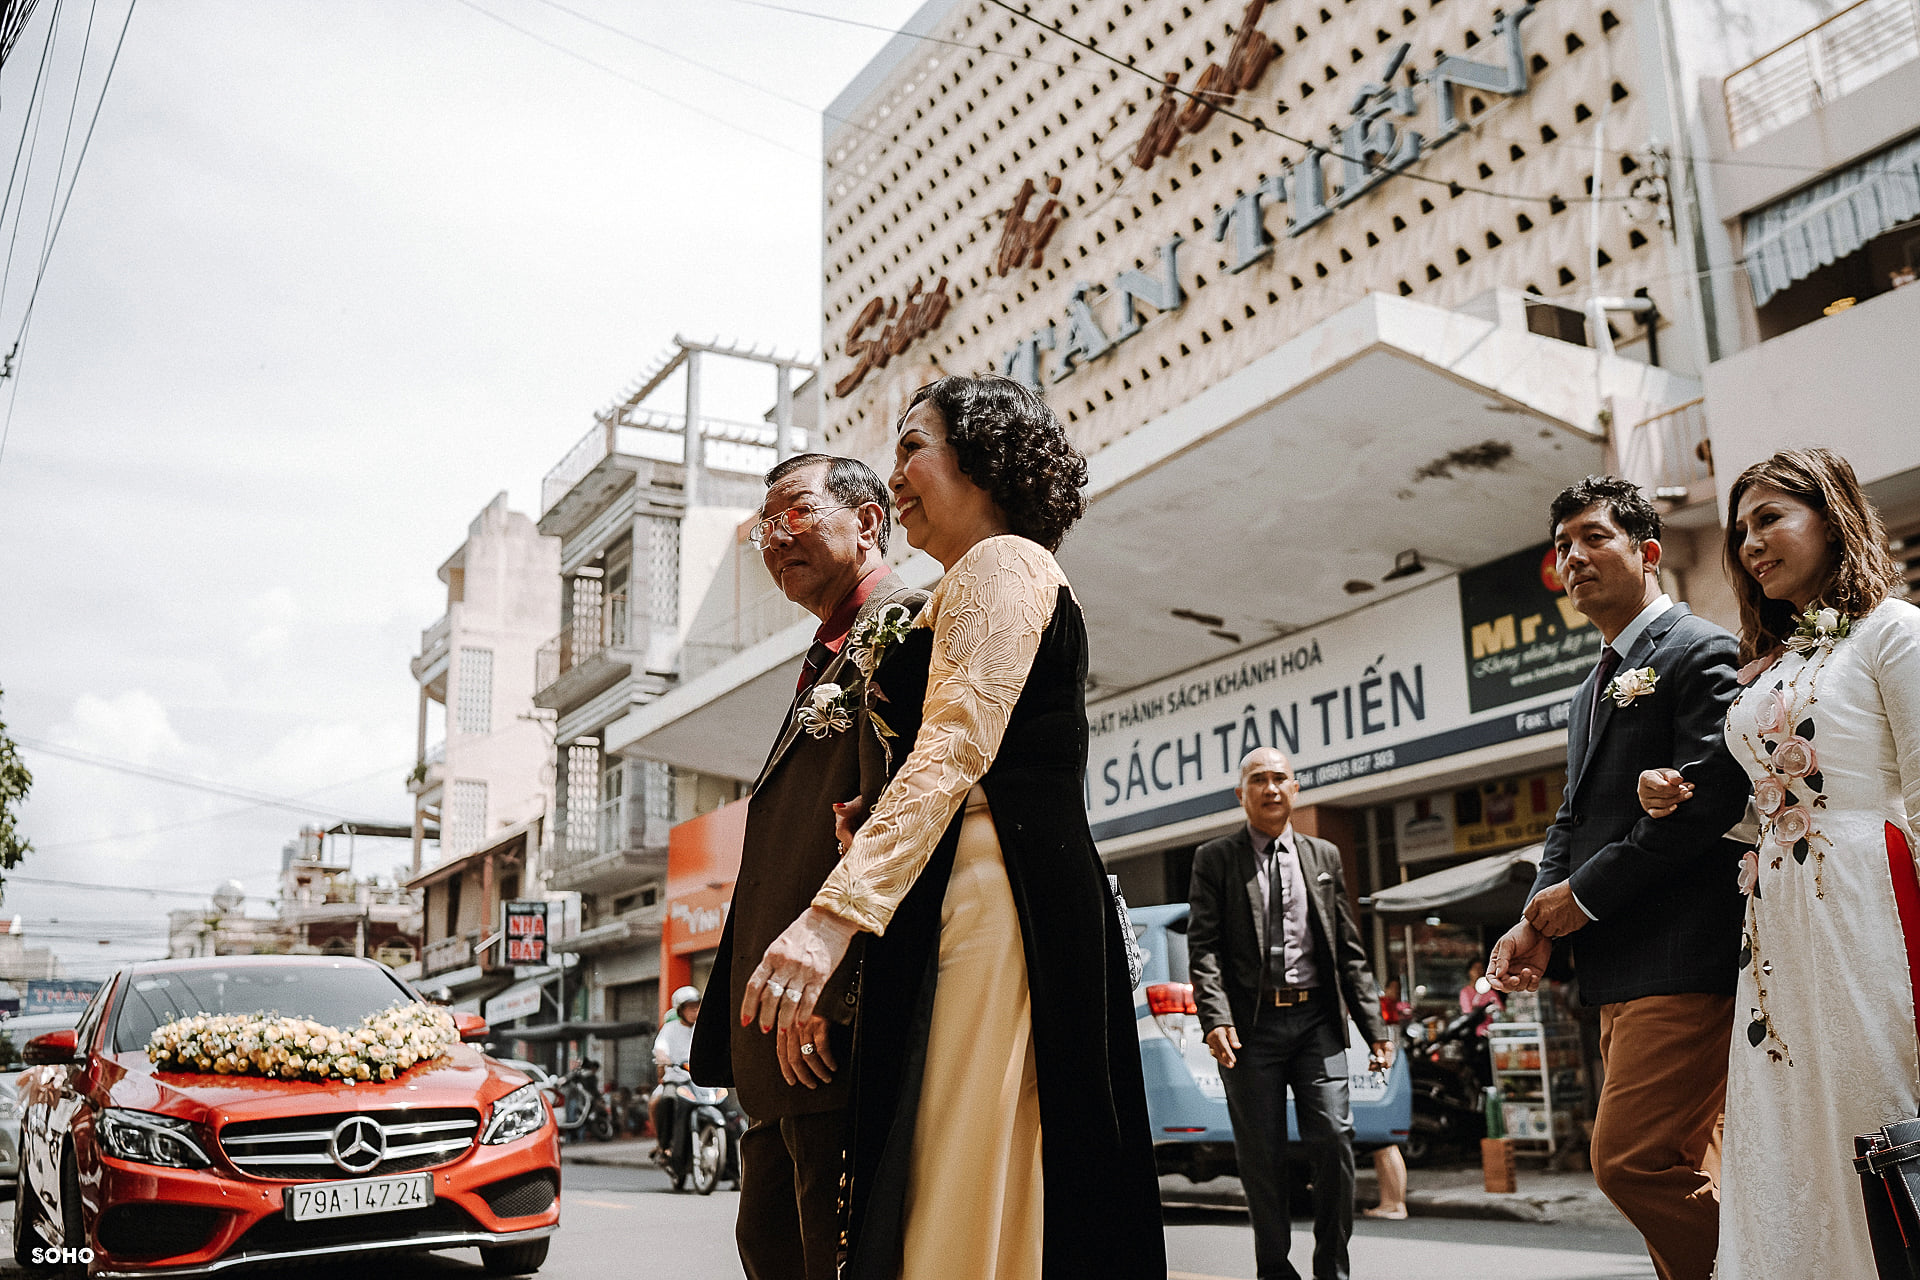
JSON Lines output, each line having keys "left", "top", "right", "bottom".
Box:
{"left": 1367, "top": 843, "right": 1543, "bottom": 925}
{"left": 1743, "top": 131, "right": 1920, "bottom": 306}
{"left": 502, "top": 1019, "right": 656, "bottom": 1043}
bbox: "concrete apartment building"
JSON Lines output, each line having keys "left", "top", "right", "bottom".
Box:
{"left": 403, "top": 493, "right": 561, "bottom": 1011}
{"left": 1673, "top": 0, "right": 1920, "bottom": 590}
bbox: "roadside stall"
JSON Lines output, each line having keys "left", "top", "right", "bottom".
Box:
{"left": 1367, "top": 846, "right": 1593, "bottom": 1160}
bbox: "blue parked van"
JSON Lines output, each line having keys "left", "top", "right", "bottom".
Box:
{"left": 1132, "top": 901, "right": 1411, "bottom": 1183}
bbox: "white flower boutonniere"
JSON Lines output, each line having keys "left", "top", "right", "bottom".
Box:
{"left": 847, "top": 601, "right": 914, "bottom": 678}
{"left": 1605, "top": 666, "right": 1659, "bottom": 707}
{"left": 1786, "top": 606, "right": 1852, "bottom": 654}
{"left": 796, "top": 681, "right": 855, "bottom": 739}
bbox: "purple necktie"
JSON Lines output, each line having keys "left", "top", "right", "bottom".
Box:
{"left": 1589, "top": 645, "right": 1622, "bottom": 736}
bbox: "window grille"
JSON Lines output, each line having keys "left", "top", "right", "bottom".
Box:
{"left": 645, "top": 516, "right": 680, "bottom": 628}
{"left": 564, "top": 743, "right": 601, "bottom": 858}
{"left": 455, "top": 648, "right": 493, "bottom": 735}
{"left": 446, "top": 779, "right": 488, "bottom": 857}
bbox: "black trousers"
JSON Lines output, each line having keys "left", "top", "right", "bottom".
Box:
{"left": 1220, "top": 1001, "right": 1355, "bottom": 1280}
{"left": 736, "top": 1107, "right": 851, "bottom": 1280}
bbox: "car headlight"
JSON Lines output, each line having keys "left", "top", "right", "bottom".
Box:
{"left": 480, "top": 1083, "right": 547, "bottom": 1146}
{"left": 97, "top": 1109, "right": 211, "bottom": 1169}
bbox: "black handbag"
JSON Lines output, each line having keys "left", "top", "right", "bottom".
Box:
{"left": 1854, "top": 1116, "right": 1920, "bottom": 1279}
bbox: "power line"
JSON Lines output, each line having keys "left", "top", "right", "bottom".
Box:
{"left": 0, "top": 0, "right": 136, "bottom": 468}
{"left": 445, "top": 0, "right": 812, "bottom": 160}
{"left": 722, "top": 0, "right": 1079, "bottom": 74}
{"left": 0, "top": 0, "right": 61, "bottom": 265}
{"left": 31, "top": 758, "right": 414, "bottom": 852}
{"left": 985, "top": 0, "right": 1635, "bottom": 208}
{"left": 14, "top": 735, "right": 385, "bottom": 817}
{"left": 3, "top": 873, "right": 273, "bottom": 902}
{"left": 526, "top": 0, "right": 829, "bottom": 119}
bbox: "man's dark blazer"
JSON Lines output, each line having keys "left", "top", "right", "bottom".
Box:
{"left": 1188, "top": 826, "right": 1389, "bottom": 1046}
{"left": 689, "top": 574, "right": 930, "bottom": 1119}
{"left": 1527, "top": 603, "right": 1750, "bottom": 1006}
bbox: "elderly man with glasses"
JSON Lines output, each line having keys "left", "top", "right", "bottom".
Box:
{"left": 691, "top": 452, "right": 931, "bottom": 1280}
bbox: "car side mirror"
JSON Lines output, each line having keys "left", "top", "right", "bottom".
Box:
{"left": 23, "top": 1029, "right": 78, "bottom": 1066}
{"left": 453, "top": 1012, "right": 490, "bottom": 1043}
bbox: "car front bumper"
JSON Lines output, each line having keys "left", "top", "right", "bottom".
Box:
{"left": 81, "top": 1125, "right": 561, "bottom": 1276}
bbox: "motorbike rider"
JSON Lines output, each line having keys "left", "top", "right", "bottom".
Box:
{"left": 650, "top": 987, "right": 701, "bottom": 1164}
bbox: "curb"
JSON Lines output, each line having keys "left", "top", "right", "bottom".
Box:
{"left": 1157, "top": 1174, "right": 1615, "bottom": 1225}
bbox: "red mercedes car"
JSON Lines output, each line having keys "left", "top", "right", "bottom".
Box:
{"left": 11, "top": 956, "right": 560, "bottom": 1277}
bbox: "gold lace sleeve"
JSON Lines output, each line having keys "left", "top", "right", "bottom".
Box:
{"left": 813, "top": 535, "right": 1068, "bottom": 934}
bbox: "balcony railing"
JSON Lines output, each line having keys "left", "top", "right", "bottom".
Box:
{"left": 1619, "top": 398, "right": 1711, "bottom": 500}
{"left": 1725, "top": 0, "right": 1920, "bottom": 148}
{"left": 550, "top": 785, "right": 671, "bottom": 876}
{"left": 422, "top": 932, "right": 477, "bottom": 977}
{"left": 419, "top": 612, "right": 451, "bottom": 661}
{"left": 535, "top": 593, "right": 633, "bottom": 693}
{"left": 540, "top": 409, "right": 793, "bottom": 517}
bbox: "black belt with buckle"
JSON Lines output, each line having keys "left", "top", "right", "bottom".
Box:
{"left": 1268, "top": 986, "right": 1317, "bottom": 1006}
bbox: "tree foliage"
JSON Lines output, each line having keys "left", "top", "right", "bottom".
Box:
{"left": 0, "top": 684, "right": 31, "bottom": 871}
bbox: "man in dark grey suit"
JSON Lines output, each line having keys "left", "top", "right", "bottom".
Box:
{"left": 1488, "top": 476, "right": 1748, "bottom": 1280}
{"left": 1189, "top": 746, "right": 1392, "bottom": 1280}
{"left": 690, "top": 454, "right": 928, "bottom": 1280}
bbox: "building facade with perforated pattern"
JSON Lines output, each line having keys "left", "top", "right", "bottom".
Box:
{"left": 616, "top": 0, "right": 1731, "bottom": 1007}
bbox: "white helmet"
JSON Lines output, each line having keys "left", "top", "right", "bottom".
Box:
{"left": 671, "top": 985, "right": 701, "bottom": 1011}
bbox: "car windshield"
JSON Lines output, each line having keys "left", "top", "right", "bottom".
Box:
{"left": 112, "top": 964, "right": 416, "bottom": 1053}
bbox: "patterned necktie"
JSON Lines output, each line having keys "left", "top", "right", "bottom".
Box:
{"left": 796, "top": 640, "right": 837, "bottom": 693}
{"left": 1265, "top": 839, "right": 1288, "bottom": 989}
{"left": 1589, "top": 645, "right": 1622, "bottom": 736}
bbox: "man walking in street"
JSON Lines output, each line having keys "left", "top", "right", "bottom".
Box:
{"left": 1488, "top": 476, "right": 1749, "bottom": 1280}
{"left": 690, "top": 453, "right": 928, "bottom": 1280}
{"left": 1188, "top": 746, "right": 1393, "bottom": 1280}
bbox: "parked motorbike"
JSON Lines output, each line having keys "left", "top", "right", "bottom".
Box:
{"left": 556, "top": 1060, "right": 619, "bottom": 1143}
{"left": 1403, "top": 1004, "right": 1494, "bottom": 1165}
{"left": 660, "top": 1082, "right": 746, "bottom": 1194}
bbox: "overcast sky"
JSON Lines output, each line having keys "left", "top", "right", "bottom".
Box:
{"left": 0, "top": 0, "right": 919, "bottom": 980}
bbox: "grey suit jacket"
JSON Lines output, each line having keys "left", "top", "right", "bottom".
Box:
{"left": 1528, "top": 604, "right": 1750, "bottom": 1005}
{"left": 1188, "top": 825, "right": 1389, "bottom": 1045}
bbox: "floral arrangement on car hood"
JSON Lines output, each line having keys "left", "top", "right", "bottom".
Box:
{"left": 147, "top": 1002, "right": 458, "bottom": 1085}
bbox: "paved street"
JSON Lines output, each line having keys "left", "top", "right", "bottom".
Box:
{"left": 0, "top": 1166, "right": 1656, "bottom": 1278}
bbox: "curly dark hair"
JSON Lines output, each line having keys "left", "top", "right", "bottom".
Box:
{"left": 1723, "top": 448, "right": 1903, "bottom": 663}
{"left": 900, "top": 374, "right": 1088, "bottom": 551}
{"left": 1547, "top": 475, "right": 1663, "bottom": 546}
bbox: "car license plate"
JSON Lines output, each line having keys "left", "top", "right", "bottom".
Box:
{"left": 285, "top": 1173, "right": 434, "bottom": 1222}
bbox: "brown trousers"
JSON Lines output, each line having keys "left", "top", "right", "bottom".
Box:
{"left": 736, "top": 1107, "right": 851, "bottom": 1280}
{"left": 1593, "top": 992, "right": 1733, "bottom": 1280}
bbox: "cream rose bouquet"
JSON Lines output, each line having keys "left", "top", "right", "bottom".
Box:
{"left": 146, "top": 1002, "right": 458, "bottom": 1085}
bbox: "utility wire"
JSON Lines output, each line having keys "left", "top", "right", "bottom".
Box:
{"left": 14, "top": 735, "right": 390, "bottom": 818}
{"left": 526, "top": 0, "right": 828, "bottom": 118}
{"left": 0, "top": 0, "right": 60, "bottom": 267}
{"left": 31, "top": 758, "right": 416, "bottom": 852}
{"left": 0, "top": 0, "right": 135, "bottom": 467}
{"left": 4, "top": 873, "right": 275, "bottom": 902}
{"left": 0, "top": 0, "right": 62, "bottom": 349}
{"left": 985, "top": 0, "right": 1631, "bottom": 207}
{"left": 446, "top": 0, "right": 812, "bottom": 159}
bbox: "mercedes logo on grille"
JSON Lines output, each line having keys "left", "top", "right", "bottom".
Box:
{"left": 327, "top": 1116, "right": 387, "bottom": 1175}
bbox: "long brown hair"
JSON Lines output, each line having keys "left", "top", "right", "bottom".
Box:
{"left": 1723, "top": 448, "right": 1903, "bottom": 662}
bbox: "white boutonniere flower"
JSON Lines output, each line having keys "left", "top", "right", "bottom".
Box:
{"left": 795, "top": 681, "right": 855, "bottom": 739}
{"left": 848, "top": 601, "right": 914, "bottom": 677}
{"left": 1604, "top": 666, "right": 1659, "bottom": 707}
{"left": 1786, "top": 606, "right": 1852, "bottom": 654}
